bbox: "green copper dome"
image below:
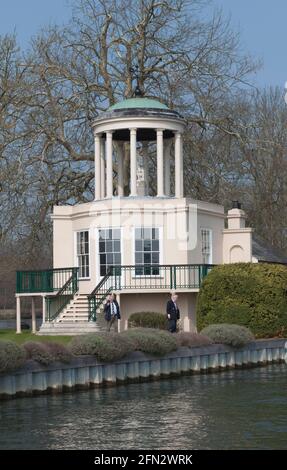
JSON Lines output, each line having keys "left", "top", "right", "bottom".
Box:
{"left": 109, "top": 97, "right": 169, "bottom": 111}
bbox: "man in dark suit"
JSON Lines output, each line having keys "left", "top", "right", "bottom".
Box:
{"left": 166, "top": 293, "right": 180, "bottom": 333}
{"left": 104, "top": 293, "right": 121, "bottom": 332}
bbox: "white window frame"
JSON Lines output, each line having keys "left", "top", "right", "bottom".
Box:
{"left": 74, "top": 230, "right": 90, "bottom": 280}
{"left": 96, "top": 227, "right": 123, "bottom": 282}
{"left": 133, "top": 226, "right": 163, "bottom": 277}
{"left": 201, "top": 228, "right": 213, "bottom": 264}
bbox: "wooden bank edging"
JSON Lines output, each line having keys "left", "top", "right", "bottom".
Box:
{"left": 0, "top": 339, "right": 286, "bottom": 400}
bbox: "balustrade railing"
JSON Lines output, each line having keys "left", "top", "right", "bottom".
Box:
{"left": 88, "top": 264, "right": 214, "bottom": 321}
{"left": 16, "top": 267, "right": 77, "bottom": 294}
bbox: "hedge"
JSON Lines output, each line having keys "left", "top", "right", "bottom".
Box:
{"left": 201, "top": 324, "right": 254, "bottom": 348}
{"left": 0, "top": 341, "right": 26, "bottom": 373}
{"left": 128, "top": 312, "right": 168, "bottom": 330}
{"left": 69, "top": 332, "right": 134, "bottom": 362}
{"left": 176, "top": 332, "right": 213, "bottom": 348}
{"left": 197, "top": 263, "right": 287, "bottom": 337}
{"left": 23, "top": 341, "right": 72, "bottom": 365}
{"left": 121, "top": 328, "right": 178, "bottom": 356}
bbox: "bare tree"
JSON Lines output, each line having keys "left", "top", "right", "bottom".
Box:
{"left": 17, "top": 0, "right": 257, "bottom": 199}
{"left": 5, "top": 0, "right": 285, "bottom": 304}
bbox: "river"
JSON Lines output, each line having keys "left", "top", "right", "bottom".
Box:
{"left": 0, "top": 364, "right": 286, "bottom": 450}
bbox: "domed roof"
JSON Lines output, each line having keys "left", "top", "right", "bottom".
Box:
{"left": 109, "top": 97, "right": 169, "bottom": 111}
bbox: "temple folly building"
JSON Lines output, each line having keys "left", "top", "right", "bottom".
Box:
{"left": 15, "top": 96, "right": 254, "bottom": 334}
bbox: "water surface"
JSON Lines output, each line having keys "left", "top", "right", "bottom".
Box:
{"left": 0, "top": 364, "right": 287, "bottom": 450}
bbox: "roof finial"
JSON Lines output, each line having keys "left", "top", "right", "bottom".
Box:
{"left": 130, "top": 65, "right": 144, "bottom": 97}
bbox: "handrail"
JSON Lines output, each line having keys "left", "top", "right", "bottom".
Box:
{"left": 16, "top": 266, "right": 76, "bottom": 273}
{"left": 88, "top": 264, "right": 214, "bottom": 322}
{"left": 46, "top": 268, "right": 79, "bottom": 322}
{"left": 88, "top": 268, "right": 114, "bottom": 322}
{"left": 87, "top": 268, "right": 113, "bottom": 300}
{"left": 16, "top": 267, "right": 78, "bottom": 294}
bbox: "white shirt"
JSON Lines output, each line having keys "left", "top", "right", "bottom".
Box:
{"left": 111, "top": 302, "right": 116, "bottom": 316}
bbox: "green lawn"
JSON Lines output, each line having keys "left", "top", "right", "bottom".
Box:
{"left": 0, "top": 330, "right": 72, "bottom": 344}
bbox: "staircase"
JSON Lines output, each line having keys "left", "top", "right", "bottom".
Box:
{"left": 38, "top": 294, "right": 107, "bottom": 335}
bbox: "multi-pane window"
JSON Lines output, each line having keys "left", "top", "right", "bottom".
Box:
{"left": 201, "top": 228, "right": 212, "bottom": 264}
{"left": 135, "top": 228, "right": 160, "bottom": 275}
{"left": 76, "top": 231, "right": 90, "bottom": 278}
{"left": 99, "top": 228, "right": 121, "bottom": 276}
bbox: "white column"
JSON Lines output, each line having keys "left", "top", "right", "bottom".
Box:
{"left": 157, "top": 129, "right": 164, "bottom": 197}
{"left": 42, "top": 296, "right": 46, "bottom": 324}
{"left": 175, "top": 131, "right": 184, "bottom": 198}
{"left": 130, "top": 128, "right": 137, "bottom": 197}
{"left": 16, "top": 296, "right": 21, "bottom": 334}
{"left": 95, "top": 134, "right": 101, "bottom": 200}
{"left": 100, "top": 137, "right": 105, "bottom": 198}
{"left": 106, "top": 131, "right": 113, "bottom": 198}
{"left": 117, "top": 142, "right": 124, "bottom": 197}
{"left": 31, "top": 296, "right": 36, "bottom": 334}
{"left": 164, "top": 140, "right": 171, "bottom": 197}
{"left": 142, "top": 142, "right": 149, "bottom": 196}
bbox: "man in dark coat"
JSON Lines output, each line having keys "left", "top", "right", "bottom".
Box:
{"left": 104, "top": 293, "right": 121, "bottom": 332}
{"left": 166, "top": 293, "right": 180, "bottom": 333}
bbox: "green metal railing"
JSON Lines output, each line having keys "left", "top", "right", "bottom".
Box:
{"left": 88, "top": 264, "right": 214, "bottom": 321}
{"left": 16, "top": 267, "right": 78, "bottom": 294}
{"left": 46, "top": 268, "right": 79, "bottom": 322}
{"left": 88, "top": 270, "right": 114, "bottom": 322}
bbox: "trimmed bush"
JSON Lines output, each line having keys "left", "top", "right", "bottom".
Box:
{"left": 121, "top": 328, "right": 177, "bottom": 356}
{"left": 176, "top": 332, "right": 213, "bottom": 348}
{"left": 23, "top": 342, "right": 54, "bottom": 365}
{"left": 128, "top": 312, "right": 167, "bottom": 330}
{"left": 197, "top": 263, "right": 287, "bottom": 337}
{"left": 0, "top": 340, "right": 26, "bottom": 373}
{"left": 44, "top": 342, "right": 73, "bottom": 363}
{"left": 69, "top": 333, "right": 133, "bottom": 362}
{"left": 201, "top": 324, "right": 254, "bottom": 348}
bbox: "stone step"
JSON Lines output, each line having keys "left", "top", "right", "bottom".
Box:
{"left": 61, "top": 310, "right": 89, "bottom": 317}
{"left": 38, "top": 321, "right": 102, "bottom": 335}
{"left": 64, "top": 306, "right": 89, "bottom": 311}
{"left": 59, "top": 319, "right": 89, "bottom": 322}
{"left": 40, "top": 293, "right": 108, "bottom": 334}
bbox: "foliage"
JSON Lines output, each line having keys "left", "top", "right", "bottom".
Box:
{"left": 197, "top": 263, "right": 287, "bottom": 337}
{"left": 176, "top": 332, "right": 213, "bottom": 348}
{"left": 69, "top": 332, "right": 134, "bottom": 362}
{"left": 121, "top": 328, "right": 178, "bottom": 356}
{"left": 128, "top": 312, "right": 168, "bottom": 330}
{"left": 0, "top": 0, "right": 262, "bottom": 308}
{"left": 22, "top": 342, "right": 54, "bottom": 365}
{"left": 201, "top": 324, "right": 254, "bottom": 348}
{"left": 22, "top": 340, "right": 72, "bottom": 366}
{"left": 44, "top": 342, "right": 73, "bottom": 363}
{"left": 0, "top": 340, "right": 26, "bottom": 373}
{"left": 70, "top": 328, "right": 177, "bottom": 359}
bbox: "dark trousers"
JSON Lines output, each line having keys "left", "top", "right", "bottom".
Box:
{"left": 168, "top": 319, "right": 177, "bottom": 333}
{"left": 106, "top": 315, "right": 118, "bottom": 332}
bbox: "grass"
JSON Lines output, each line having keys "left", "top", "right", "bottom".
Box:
{"left": 0, "top": 330, "right": 72, "bottom": 345}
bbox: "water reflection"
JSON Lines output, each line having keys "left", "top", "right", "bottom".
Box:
{"left": 0, "top": 364, "right": 287, "bottom": 449}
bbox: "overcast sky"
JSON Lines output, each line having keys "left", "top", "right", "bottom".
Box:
{"left": 0, "top": 0, "right": 286, "bottom": 88}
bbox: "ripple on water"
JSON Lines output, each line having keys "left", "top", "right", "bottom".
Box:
{"left": 0, "top": 364, "right": 287, "bottom": 450}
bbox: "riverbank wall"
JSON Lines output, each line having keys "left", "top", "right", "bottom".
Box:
{"left": 1, "top": 339, "right": 286, "bottom": 400}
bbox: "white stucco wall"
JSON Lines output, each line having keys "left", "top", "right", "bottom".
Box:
{"left": 222, "top": 229, "right": 253, "bottom": 263}
{"left": 52, "top": 197, "right": 225, "bottom": 294}
{"left": 118, "top": 291, "right": 198, "bottom": 333}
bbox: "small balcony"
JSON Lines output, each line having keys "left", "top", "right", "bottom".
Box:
{"left": 16, "top": 264, "right": 213, "bottom": 295}
{"left": 15, "top": 264, "right": 214, "bottom": 330}
{"left": 16, "top": 268, "right": 79, "bottom": 294}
